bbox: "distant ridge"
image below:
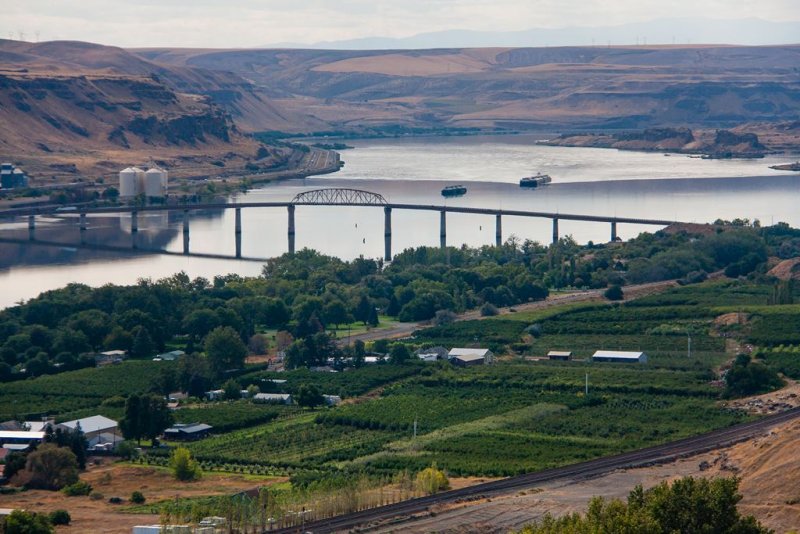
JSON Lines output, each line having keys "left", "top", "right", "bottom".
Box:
{"left": 269, "top": 17, "right": 800, "bottom": 49}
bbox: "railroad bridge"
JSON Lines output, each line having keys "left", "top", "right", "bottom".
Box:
{"left": 1, "top": 188, "right": 678, "bottom": 261}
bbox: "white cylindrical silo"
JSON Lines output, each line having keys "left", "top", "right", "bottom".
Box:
{"left": 131, "top": 167, "right": 146, "bottom": 195}
{"left": 119, "top": 167, "right": 138, "bottom": 197}
{"left": 144, "top": 168, "right": 164, "bottom": 197}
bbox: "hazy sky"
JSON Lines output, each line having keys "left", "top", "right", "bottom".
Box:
{"left": 3, "top": 0, "right": 799, "bottom": 48}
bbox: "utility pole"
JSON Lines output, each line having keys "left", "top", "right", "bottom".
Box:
{"left": 413, "top": 415, "right": 417, "bottom": 439}
{"left": 687, "top": 330, "right": 692, "bottom": 359}
{"left": 585, "top": 373, "right": 589, "bottom": 396}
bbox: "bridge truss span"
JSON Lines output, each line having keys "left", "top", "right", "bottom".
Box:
{"left": 291, "top": 188, "right": 388, "bottom": 205}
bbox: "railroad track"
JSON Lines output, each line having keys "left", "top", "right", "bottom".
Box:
{"left": 273, "top": 407, "right": 800, "bottom": 533}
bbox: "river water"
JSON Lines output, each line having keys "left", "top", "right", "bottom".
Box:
{"left": 1, "top": 134, "right": 798, "bottom": 308}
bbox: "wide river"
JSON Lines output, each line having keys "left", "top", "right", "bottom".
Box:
{"left": 1, "top": 134, "right": 798, "bottom": 308}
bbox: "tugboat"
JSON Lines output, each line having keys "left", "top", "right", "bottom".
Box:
{"left": 441, "top": 185, "right": 467, "bottom": 197}
{"left": 519, "top": 173, "right": 552, "bottom": 188}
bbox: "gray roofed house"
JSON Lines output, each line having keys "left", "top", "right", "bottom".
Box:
{"left": 448, "top": 348, "right": 494, "bottom": 366}
{"left": 163, "top": 423, "right": 213, "bottom": 441}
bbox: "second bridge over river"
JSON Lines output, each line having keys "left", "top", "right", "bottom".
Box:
{"left": 9, "top": 188, "right": 679, "bottom": 260}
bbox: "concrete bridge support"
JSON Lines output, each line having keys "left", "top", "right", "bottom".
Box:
{"left": 235, "top": 208, "right": 242, "bottom": 259}
{"left": 384, "top": 207, "right": 392, "bottom": 262}
{"left": 182, "top": 210, "right": 190, "bottom": 254}
{"left": 131, "top": 211, "right": 138, "bottom": 233}
{"left": 495, "top": 214, "right": 502, "bottom": 246}
{"left": 440, "top": 210, "right": 447, "bottom": 249}
{"left": 28, "top": 215, "right": 35, "bottom": 231}
{"left": 288, "top": 205, "right": 296, "bottom": 255}
{"left": 611, "top": 221, "right": 617, "bottom": 242}
{"left": 552, "top": 217, "right": 559, "bottom": 244}
{"left": 79, "top": 213, "right": 87, "bottom": 232}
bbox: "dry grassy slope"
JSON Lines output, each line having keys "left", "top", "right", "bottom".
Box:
{"left": 137, "top": 45, "right": 800, "bottom": 132}
{"left": 0, "top": 39, "right": 303, "bottom": 132}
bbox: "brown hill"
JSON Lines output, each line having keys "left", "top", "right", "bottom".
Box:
{"left": 0, "top": 40, "right": 311, "bottom": 182}
{"left": 136, "top": 45, "right": 800, "bottom": 134}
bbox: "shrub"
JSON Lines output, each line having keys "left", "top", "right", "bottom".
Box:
{"left": 115, "top": 440, "right": 138, "bottom": 460}
{"left": 604, "top": 285, "right": 624, "bottom": 301}
{"left": 61, "top": 480, "right": 92, "bottom": 496}
{"left": 130, "top": 490, "right": 146, "bottom": 504}
{"left": 108, "top": 496, "right": 123, "bottom": 504}
{"left": 89, "top": 491, "right": 104, "bottom": 501}
{"left": 48, "top": 509, "right": 71, "bottom": 525}
{"left": 25, "top": 444, "right": 79, "bottom": 490}
{"left": 480, "top": 303, "right": 499, "bottom": 317}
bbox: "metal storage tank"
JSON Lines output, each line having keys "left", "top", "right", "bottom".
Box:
{"left": 119, "top": 167, "right": 138, "bottom": 197}
{"left": 144, "top": 168, "right": 165, "bottom": 197}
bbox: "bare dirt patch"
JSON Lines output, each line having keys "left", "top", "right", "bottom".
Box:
{"left": 0, "top": 461, "right": 284, "bottom": 533}
{"left": 721, "top": 378, "right": 800, "bottom": 415}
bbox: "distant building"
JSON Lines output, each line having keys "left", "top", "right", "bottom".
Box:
{"left": 95, "top": 350, "right": 127, "bottom": 366}
{"left": 163, "top": 423, "right": 212, "bottom": 441}
{"left": 416, "top": 346, "right": 448, "bottom": 362}
{"left": 58, "top": 415, "right": 120, "bottom": 447}
{"left": 548, "top": 351, "right": 573, "bottom": 361}
{"left": 323, "top": 395, "right": 342, "bottom": 406}
{"left": 205, "top": 389, "right": 224, "bottom": 401}
{"left": 448, "top": 348, "right": 494, "bottom": 367}
{"left": 0, "top": 430, "right": 46, "bottom": 451}
{"left": 0, "top": 163, "right": 29, "bottom": 189}
{"left": 591, "top": 350, "right": 648, "bottom": 364}
{"left": 154, "top": 350, "right": 185, "bottom": 361}
{"left": 253, "top": 393, "right": 293, "bottom": 405}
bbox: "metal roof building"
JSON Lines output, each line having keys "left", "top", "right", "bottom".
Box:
{"left": 547, "top": 351, "right": 573, "bottom": 361}
{"left": 163, "top": 423, "right": 213, "bottom": 441}
{"left": 591, "top": 350, "right": 648, "bottom": 363}
{"left": 448, "top": 348, "right": 494, "bottom": 366}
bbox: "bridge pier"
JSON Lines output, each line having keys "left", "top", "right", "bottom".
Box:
{"left": 440, "top": 210, "right": 446, "bottom": 249}
{"left": 495, "top": 214, "right": 502, "bottom": 247}
{"left": 552, "top": 217, "right": 559, "bottom": 244}
{"left": 131, "top": 211, "right": 138, "bottom": 233}
{"left": 288, "top": 205, "right": 296, "bottom": 254}
{"left": 28, "top": 215, "right": 35, "bottom": 230}
{"left": 182, "top": 210, "right": 190, "bottom": 254}
{"left": 384, "top": 207, "right": 392, "bottom": 262}
{"left": 610, "top": 221, "right": 617, "bottom": 242}
{"left": 79, "top": 213, "right": 87, "bottom": 232}
{"left": 235, "top": 208, "right": 242, "bottom": 258}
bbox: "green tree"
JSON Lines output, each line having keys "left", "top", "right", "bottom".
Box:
{"left": 354, "top": 295, "right": 372, "bottom": 325}
{"left": 604, "top": 284, "right": 624, "bottom": 301}
{"left": 3, "top": 510, "right": 54, "bottom": 534}
{"left": 24, "top": 443, "right": 79, "bottom": 490}
{"left": 519, "top": 477, "right": 770, "bottom": 534}
{"left": 389, "top": 343, "right": 411, "bottom": 365}
{"left": 130, "top": 325, "right": 156, "bottom": 358}
{"left": 353, "top": 339, "right": 366, "bottom": 368}
{"left": 204, "top": 326, "right": 247, "bottom": 376}
{"left": 323, "top": 300, "right": 353, "bottom": 330}
{"left": 222, "top": 379, "right": 242, "bottom": 400}
{"left": 296, "top": 383, "right": 324, "bottom": 407}
{"left": 170, "top": 446, "right": 201, "bottom": 481}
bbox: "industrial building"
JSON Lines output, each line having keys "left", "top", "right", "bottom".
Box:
{"left": 58, "top": 415, "right": 120, "bottom": 447}
{"left": 548, "top": 350, "right": 573, "bottom": 361}
{"left": 591, "top": 350, "right": 648, "bottom": 363}
{"left": 0, "top": 163, "right": 29, "bottom": 189}
{"left": 448, "top": 348, "right": 494, "bottom": 367}
{"left": 119, "top": 166, "right": 168, "bottom": 198}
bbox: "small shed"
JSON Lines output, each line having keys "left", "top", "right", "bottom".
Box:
{"left": 448, "top": 348, "right": 494, "bottom": 366}
{"left": 415, "top": 346, "right": 448, "bottom": 362}
{"left": 163, "top": 423, "right": 213, "bottom": 441}
{"left": 205, "top": 389, "right": 224, "bottom": 401}
{"left": 548, "top": 351, "right": 573, "bottom": 361}
{"left": 591, "top": 350, "right": 648, "bottom": 364}
{"left": 155, "top": 350, "right": 185, "bottom": 361}
{"left": 253, "top": 393, "right": 293, "bottom": 405}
